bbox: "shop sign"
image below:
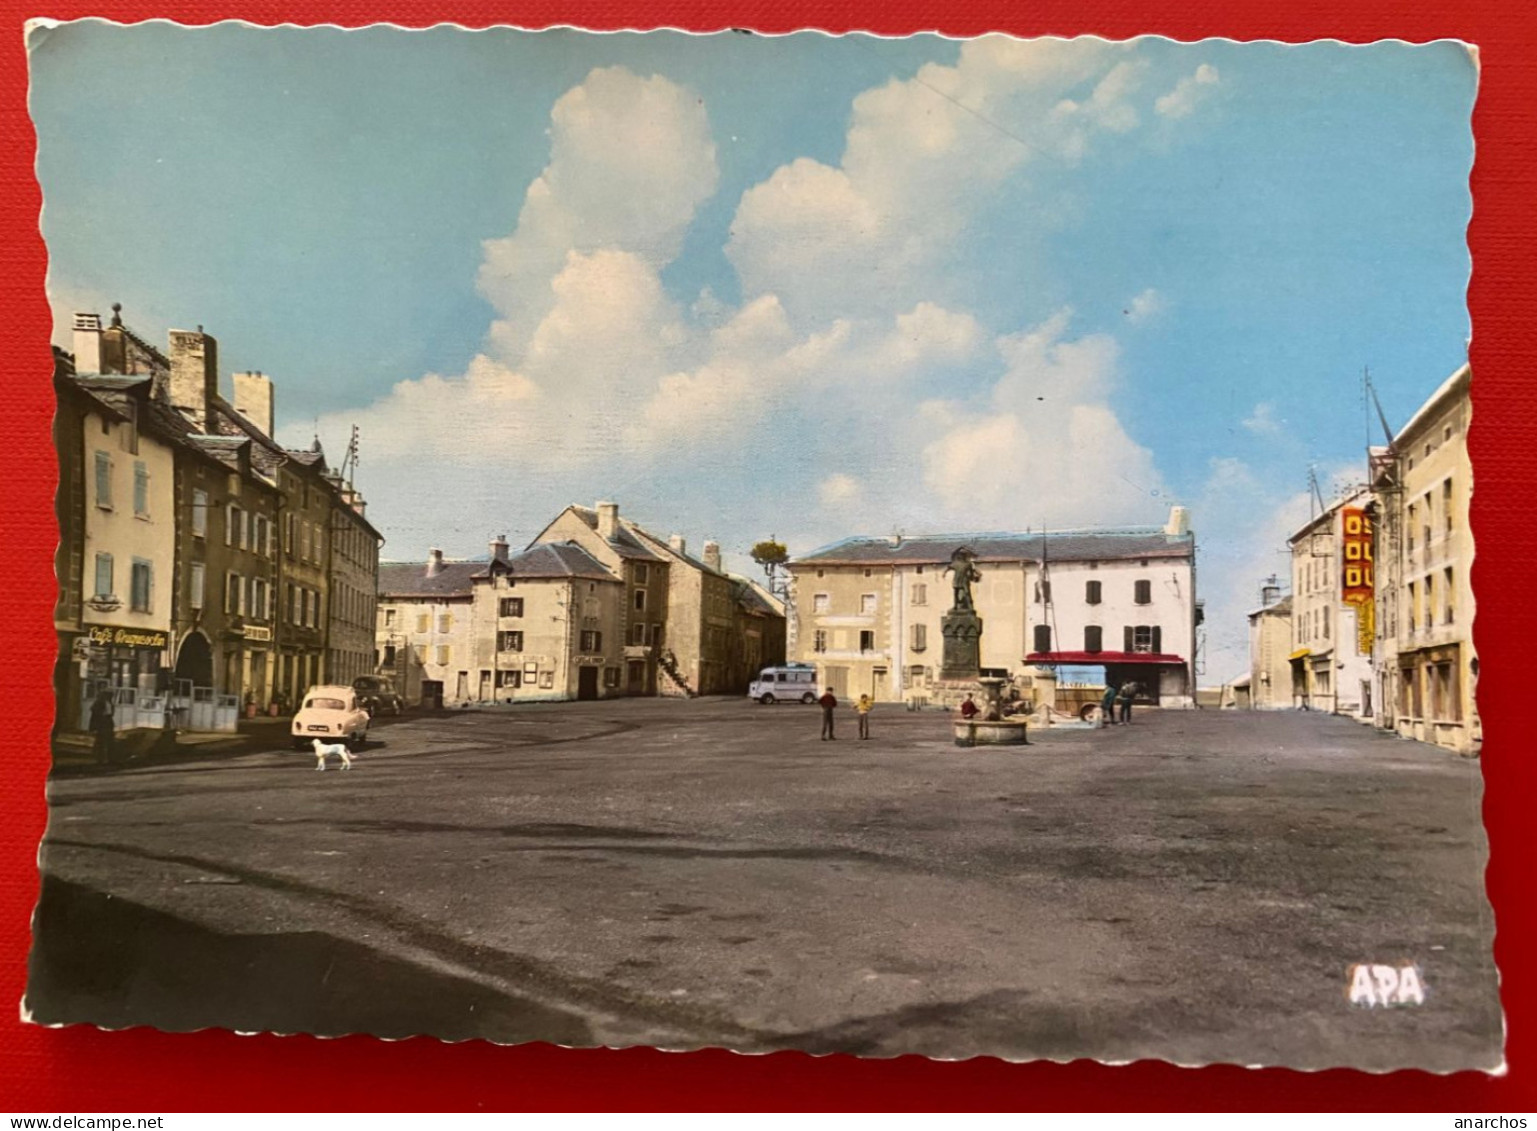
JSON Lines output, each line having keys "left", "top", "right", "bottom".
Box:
{"left": 243, "top": 625, "right": 273, "bottom": 642}
{"left": 85, "top": 624, "right": 169, "bottom": 651}
{"left": 1341, "top": 507, "right": 1375, "bottom": 656}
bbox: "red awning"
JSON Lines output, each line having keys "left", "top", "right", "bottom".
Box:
{"left": 1025, "top": 651, "right": 1187, "bottom": 665}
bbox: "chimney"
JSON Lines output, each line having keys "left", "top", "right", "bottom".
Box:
{"left": 489, "top": 534, "right": 509, "bottom": 564}
{"left": 596, "top": 501, "right": 619, "bottom": 542}
{"left": 1260, "top": 575, "right": 1281, "bottom": 608}
{"left": 168, "top": 327, "right": 219, "bottom": 431}
{"left": 668, "top": 534, "right": 686, "bottom": 557}
{"left": 232, "top": 371, "right": 275, "bottom": 438}
{"left": 72, "top": 312, "right": 103, "bottom": 375}
{"left": 1164, "top": 505, "right": 1191, "bottom": 537}
{"left": 426, "top": 548, "right": 444, "bottom": 578}
{"left": 703, "top": 540, "right": 722, "bottom": 572}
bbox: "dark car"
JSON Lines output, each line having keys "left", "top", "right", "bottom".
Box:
{"left": 352, "top": 675, "right": 406, "bottom": 716}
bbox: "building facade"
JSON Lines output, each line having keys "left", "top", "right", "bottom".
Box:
{"left": 325, "top": 476, "right": 382, "bottom": 688}
{"left": 1286, "top": 488, "right": 1376, "bottom": 718}
{"left": 1372, "top": 364, "right": 1478, "bottom": 754}
{"left": 530, "top": 503, "right": 672, "bottom": 698}
{"left": 377, "top": 550, "right": 481, "bottom": 706}
{"left": 1246, "top": 584, "right": 1293, "bottom": 710}
{"left": 787, "top": 507, "right": 1198, "bottom": 706}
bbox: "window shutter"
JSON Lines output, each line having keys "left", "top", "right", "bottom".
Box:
{"left": 1085, "top": 625, "right": 1102, "bottom": 653}
{"left": 1124, "top": 625, "right": 1134, "bottom": 652}
{"left": 1033, "top": 625, "right": 1051, "bottom": 653}
{"left": 1152, "top": 626, "right": 1163, "bottom": 654}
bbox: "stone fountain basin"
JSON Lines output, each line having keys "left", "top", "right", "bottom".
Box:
{"left": 952, "top": 719, "right": 1029, "bottom": 747}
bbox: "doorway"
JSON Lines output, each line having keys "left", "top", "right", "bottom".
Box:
{"left": 578, "top": 666, "right": 599, "bottom": 701}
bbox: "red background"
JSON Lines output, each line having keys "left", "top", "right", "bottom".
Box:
{"left": 2, "top": 0, "right": 1534, "bottom": 1112}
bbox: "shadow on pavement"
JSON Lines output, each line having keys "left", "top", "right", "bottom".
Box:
{"left": 25, "top": 876, "right": 593, "bottom": 1046}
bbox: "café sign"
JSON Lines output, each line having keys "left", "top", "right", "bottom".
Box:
{"left": 243, "top": 625, "right": 273, "bottom": 642}
{"left": 85, "top": 624, "right": 169, "bottom": 651}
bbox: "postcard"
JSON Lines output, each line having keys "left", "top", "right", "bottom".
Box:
{"left": 26, "top": 21, "right": 1497, "bottom": 1072}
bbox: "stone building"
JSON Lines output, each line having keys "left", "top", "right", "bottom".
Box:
{"left": 530, "top": 503, "right": 671, "bottom": 697}
{"left": 1286, "top": 488, "right": 1376, "bottom": 718}
{"left": 325, "top": 475, "right": 382, "bottom": 688}
{"left": 787, "top": 507, "right": 1198, "bottom": 706}
{"left": 60, "top": 307, "right": 380, "bottom": 729}
{"left": 1246, "top": 580, "right": 1294, "bottom": 710}
{"left": 474, "top": 539, "right": 628, "bottom": 702}
{"left": 377, "top": 549, "right": 482, "bottom": 706}
{"left": 1371, "top": 364, "right": 1478, "bottom": 754}
{"left": 53, "top": 350, "right": 179, "bottom": 732}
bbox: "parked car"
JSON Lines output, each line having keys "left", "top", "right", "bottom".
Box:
{"left": 353, "top": 674, "right": 406, "bottom": 716}
{"left": 291, "top": 685, "right": 371, "bottom": 750}
{"left": 747, "top": 663, "right": 820, "bottom": 704}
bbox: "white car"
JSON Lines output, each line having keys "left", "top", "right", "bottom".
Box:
{"left": 290, "top": 685, "right": 371, "bottom": 750}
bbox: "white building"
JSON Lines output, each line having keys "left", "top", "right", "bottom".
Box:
{"left": 788, "top": 506, "right": 1198, "bottom": 707}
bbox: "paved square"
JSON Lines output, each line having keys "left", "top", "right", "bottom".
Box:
{"left": 31, "top": 702, "right": 1501, "bottom": 1070}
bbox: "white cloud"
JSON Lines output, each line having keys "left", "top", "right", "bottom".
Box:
{"left": 477, "top": 66, "right": 718, "bottom": 362}
{"left": 725, "top": 38, "right": 1208, "bottom": 325}
{"left": 1124, "top": 287, "right": 1164, "bottom": 325}
{"left": 1155, "top": 63, "right": 1220, "bottom": 120}
{"left": 1242, "top": 401, "right": 1283, "bottom": 435}
{"left": 818, "top": 473, "right": 863, "bottom": 506}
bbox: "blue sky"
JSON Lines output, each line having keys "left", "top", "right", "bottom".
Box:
{"left": 31, "top": 25, "right": 1476, "bottom": 677}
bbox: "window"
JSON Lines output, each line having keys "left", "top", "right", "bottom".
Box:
{"left": 813, "top": 593, "right": 830, "bottom": 614}
{"left": 382, "top": 644, "right": 397, "bottom": 668}
{"left": 861, "top": 593, "right": 877, "bottom": 614}
{"left": 1323, "top": 605, "right": 1330, "bottom": 640}
{"left": 133, "top": 461, "right": 150, "bottom": 517}
{"left": 1127, "top": 625, "right": 1161, "bottom": 653}
{"left": 1034, "top": 580, "right": 1051, "bottom": 604}
{"left": 1407, "top": 582, "right": 1418, "bottom": 635}
{"left": 911, "top": 623, "right": 927, "bottom": 652}
{"left": 225, "top": 571, "right": 240, "bottom": 614}
{"left": 1444, "top": 567, "right": 1455, "bottom": 623}
{"left": 500, "top": 597, "right": 524, "bottom": 617}
{"left": 436, "top": 645, "right": 450, "bottom": 665}
{"left": 416, "top": 613, "right": 429, "bottom": 634}
{"left": 813, "top": 630, "right": 827, "bottom": 653}
{"left": 1443, "top": 477, "right": 1454, "bottom": 536}
{"left": 92, "top": 553, "right": 113, "bottom": 599}
{"left": 1407, "top": 504, "right": 1417, "bottom": 552}
{"left": 634, "top": 589, "right": 646, "bottom": 612}
{"left": 129, "top": 560, "right": 152, "bottom": 613}
{"left": 1424, "top": 574, "right": 1435, "bottom": 631}
{"left": 384, "top": 608, "right": 396, "bottom": 627}
{"left": 94, "top": 451, "right": 112, "bottom": 508}
{"left": 191, "top": 489, "right": 207, "bottom": 538}
{"left": 501, "top": 630, "right": 525, "bottom": 652}
{"left": 634, "top": 564, "right": 649, "bottom": 584}
{"left": 311, "top": 591, "right": 322, "bottom": 628}
{"left": 1134, "top": 579, "right": 1152, "bottom": 605}
{"left": 254, "top": 516, "right": 268, "bottom": 557}
{"left": 859, "top": 630, "right": 875, "bottom": 653}
{"left": 911, "top": 584, "right": 927, "bottom": 606}
{"left": 604, "top": 667, "right": 621, "bottom": 688}
{"left": 1084, "top": 625, "right": 1103, "bottom": 653}
{"left": 189, "top": 562, "right": 205, "bottom": 610}
{"left": 1033, "top": 625, "right": 1052, "bottom": 653}
{"left": 438, "top": 612, "right": 453, "bottom": 633}
{"left": 1086, "top": 580, "right": 1102, "bottom": 605}
{"left": 497, "top": 670, "right": 521, "bottom": 689}
{"left": 863, "top": 568, "right": 872, "bottom": 578}
{"left": 580, "top": 630, "right": 601, "bottom": 652}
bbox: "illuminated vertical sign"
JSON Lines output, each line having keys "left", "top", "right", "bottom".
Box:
{"left": 1340, "top": 507, "right": 1375, "bottom": 655}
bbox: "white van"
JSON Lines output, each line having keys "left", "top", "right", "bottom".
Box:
{"left": 748, "top": 664, "right": 820, "bottom": 704}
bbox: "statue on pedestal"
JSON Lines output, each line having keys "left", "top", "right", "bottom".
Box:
{"left": 940, "top": 547, "right": 984, "bottom": 681}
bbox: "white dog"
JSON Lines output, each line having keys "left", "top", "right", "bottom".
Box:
{"left": 311, "top": 737, "right": 355, "bottom": 771}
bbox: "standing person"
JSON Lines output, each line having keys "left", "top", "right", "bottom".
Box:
{"left": 819, "top": 688, "right": 839, "bottom": 740}
{"left": 1118, "top": 680, "right": 1138, "bottom": 725}
{"left": 959, "top": 694, "right": 980, "bottom": 720}
{"left": 856, "top": 693, "right": 873, "bottom": 740}
{"left": 89, "top": 688, "right": 116, "bottom": 765}
{"left": 1100, "top": 682, "right": 1119, "bottom": 726}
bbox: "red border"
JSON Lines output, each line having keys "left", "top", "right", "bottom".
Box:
{"left": 3, "top": 1, "right": 1534, "bottom": 1112}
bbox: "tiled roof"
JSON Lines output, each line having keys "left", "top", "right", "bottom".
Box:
{"left": 792, "top": 528, "right": 1193, "bottom": 567}
{"left": 378, "top": 560, "right": 483, "bottom": 599}
{"left": 506, "top": 541, "right": 619, "bottom": 582}
{"left": 566, "top": 506, "right": 665, "bottom": 561}
{"left": 1248, "top": 595, "right": 1293, "bottom": 618}
{"left": 732, "top": 576, "right": 785, "bottom": 618}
